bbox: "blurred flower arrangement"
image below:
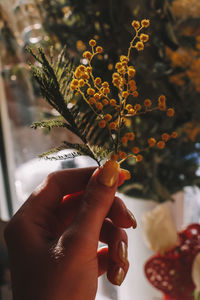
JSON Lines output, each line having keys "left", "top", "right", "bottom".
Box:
{"left": 29, "top": 19, "right": 178, "bottom": 170}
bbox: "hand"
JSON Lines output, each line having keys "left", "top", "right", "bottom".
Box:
{"left": 5, "top": 161, "right": 136, "bottom": 300}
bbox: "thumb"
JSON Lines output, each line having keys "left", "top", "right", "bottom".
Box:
{"left": 74, "top": 159, "right": 120, "bottom": 240}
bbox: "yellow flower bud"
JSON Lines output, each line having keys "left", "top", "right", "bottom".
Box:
{"left": 134, "top": 104, "right": 142, "bottom": 111}
{"left": 122, "top": 91, "right": 129, "bottom": 98}
{"left": 128, "top": 68, "right": 136, "bottom": 77}
{"left": 141, "top": 19, "right": 150, "bottom": 28}
{"left": 110, "top": 99, "right": 117, "bottom": 106}
{"left": 132, "top": 91, "right": 139, "bottom": 98}
{"left": 103, "top": 87, "right": 110, "bottom": 94}
{"left": 82, "top": 73, "right": 90, "bottom": 80}
{"left": 157, "top": 141, "right": 166, "bottom": 149}
{"left": 102, "top": 99, "right": 109, "bottom": 106}
{"left": 104, "top": 114, "right": 112, "bottom": 122}
{"left": 78, "top": 79, "right": 85, "bottom": 87}
{"left": 98, "top": 120, "right": 106, "bottom": 128}
{"left": 144, "top": 99, "right": 152, "bottom": 107}
{"left": 132, "top": 147, "right": 140, "bottom": 154}
{"left": 94, "top": 93, "right": 101, "bottom": 100}
{"left": 126, "top": 104, "right": 133, "bottom": 110}
{"left": 167, "top": 108, "right": 175, "bottom": 117}
{"left": 70, "top": 84, "right": 76, "bottom": 90}
{"left": 135, "top": 41, "right": 144, "bottom": 51}
{"left": 158, "top": 103, "right": 166, "bottom": 111}
{"left": 119, "top": 151, "right": 127, "bottom": 159}
{"left": 140, "top": 34, "right": 149, "bottom": 43}
{"left": 86, "top": 67, "right": 92, "bottom": 73}
{"left": 158, "top": 95, "right": 166, "bottom": 104}
{"left": 94, "top": 77, "right": 102, "bottom": 85}
{"left": 109, "top": 122, "right": 117, "bottom": 130}
{"left": 87, "top": 88, "right": 95, "bottom": 95}
{"left": 89, "top": 39, "right": 96, "bottom": 47}
{"left": 77, "top": 65, "right": 86, "bottom": 72}
{"left": 89, "top": 97, "right": 96, "bottom": 105}
{"left": 102, "top": 82, "right": 109, "bottom": 88}
{"left": 120, "top": 55, "right": 128, "bottom": 62}
{"left": 83, "top": 51, "right": 92, "bottom": 60}
{"left": 171, "top": 131, "right": 178, "bottom": 139}
{"left": 129, "top": 108, "right": 136, "bottom": 115}
{"left": 162, "top": 133, "right": 170, "bottom": 141}
{"left": 96, "top": 102, "right": 103, "bottom": 110}
{"left": 148, "top": 138, "right": 156, "bottom": 147}
{"left": 136, "top": 155, "right": 143, "bottom": 162}
{"left": 132, "top": 20, "right": 140, "bottom": 30}
{"left": 115, "top": 62, "right": 122, "bottom": 69}
{"left": 96, "top": 46, "right": 103, "bottom": 53}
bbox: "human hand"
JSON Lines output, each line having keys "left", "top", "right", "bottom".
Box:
{"left": 5, "top": 160, "right": 137, "bottom": 300}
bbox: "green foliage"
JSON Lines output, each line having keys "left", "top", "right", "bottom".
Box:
{"left": 31, "top": 118, "right": 71, "bottom": 131}
{"left": 28, "top": 46, "right": 116, "bottom": 165}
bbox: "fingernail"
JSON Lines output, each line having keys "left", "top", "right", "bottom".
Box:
{"left": 120, "top": 169, "right": 131, "bottom": 180}
{"left": 98, "top": 159, "right": 120, "bottom": 187}
{"left": 118, "top": 241, "right": 128, "bottom": 264}
{"left": 114, "top": 267, "right": 125, "bottom": 286}
{"left": 127, "top": 209, "right": 137, "bottom": 228}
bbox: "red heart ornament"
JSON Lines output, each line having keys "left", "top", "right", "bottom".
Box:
{"left": 144, "top": 224, "right": 200, "bottom": 299}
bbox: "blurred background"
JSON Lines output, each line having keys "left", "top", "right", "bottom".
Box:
{"left": 0, "top": 0, "right": 200, "bottom": 299}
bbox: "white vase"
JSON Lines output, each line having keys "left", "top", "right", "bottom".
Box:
{"left": 117, "top": 191, "right": 184, "bottom": 300}
{"left": 97, "top": 191, "right": 184, "bottom": 300}
{"left": 117, "top": 194, "right": 162, "bottom": 300}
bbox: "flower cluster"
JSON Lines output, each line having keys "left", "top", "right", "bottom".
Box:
{"left": 70, "top": 19, "right": 177, "bottom": 164}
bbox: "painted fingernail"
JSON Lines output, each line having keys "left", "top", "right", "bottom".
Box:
{"left": 114, "top": 267, "right": 125, "bottom": 286}
{"left": 118, "top": 241, "right": 128, "bottom": 264}
{"left": 97, "top": 159, "right": 120, "bottom": 187}
{"left": 120, "top": 169, "right": 131, "bottom": 180}
{"left": 127, "top": 209, "right": 137, "bottom": 228}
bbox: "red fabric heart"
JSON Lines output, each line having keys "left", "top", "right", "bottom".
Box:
{"left": 144, "top": 224, "right": 200, "bottom": 299}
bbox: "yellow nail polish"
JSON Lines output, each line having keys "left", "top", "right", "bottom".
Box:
{"left": 118, "top": 241, "right": 128, "bottom": 264}
{"left": 114, "top": 267, "right": 125, "bottom": 286}
{"left": 127, "top": 209, "right": 137, "bottom": 228}
{"left": 98, "top": 159, "right": 120, "bottom": 187}
{"left": 120, "top": 169, "right": 131, "bottom": 180}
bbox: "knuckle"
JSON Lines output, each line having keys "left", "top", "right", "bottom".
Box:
{"left": 113, "top": 226, "right": 128, "bottom": 243}
{"left": 46, "top": 172, "right": 57, "bottom": 185}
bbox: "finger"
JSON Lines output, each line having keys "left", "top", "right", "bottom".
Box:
{"left": 21, "top": 167, "right": 97, "bottom": 214}
{"left": 107, "top": 260, "right": 129, "bottom": 286}
{"left": 56, "top": 193, "right": 136, "bottom": 237}
{"left": 100, "top": 219, "right": 128, "bottom": 265}
{"left": 72, "top": 160, "right": 120, "bottom": 241}
{"left": 107, "top": 196, "right": 137, "bottom": 229}
{"left": 100, "top": 219, "right": 129, "bottom": 286}
{"left": 118, "top": 169, "right": 131, "bottom": 187}
{"left": 54, "top": 191, "right": 84, "bottom": 236}
{"left": 53, "top": 168, "right": 133, "bottom": 237}
{"left": 97, "top": 247, "right": 108, "bottom": 276}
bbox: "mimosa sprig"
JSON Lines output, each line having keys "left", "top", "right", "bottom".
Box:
{"left": 29, "top": 19, "right": 177, "bottom": 166}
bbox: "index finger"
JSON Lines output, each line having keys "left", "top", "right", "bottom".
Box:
{"left": 25, "top": 167, "right": 97, "bottom": 212}
{"left": 18, "top": 166, "right": 128, "bottom": 216}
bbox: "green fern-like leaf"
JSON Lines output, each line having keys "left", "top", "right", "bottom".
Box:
{"left": 28, "top": 46, "right": 114, "bottom": 164}
{"left": 31, "top": 118, "right": 73, "bottom": 131}
{"left": 39, "top": 141, "right": 100, "bottom": 164}
{"left": 43, "top": 152, "right": 82, "bottom": 161}
{"left": 27, "top": 46, "right": 84, "bottom": 140}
